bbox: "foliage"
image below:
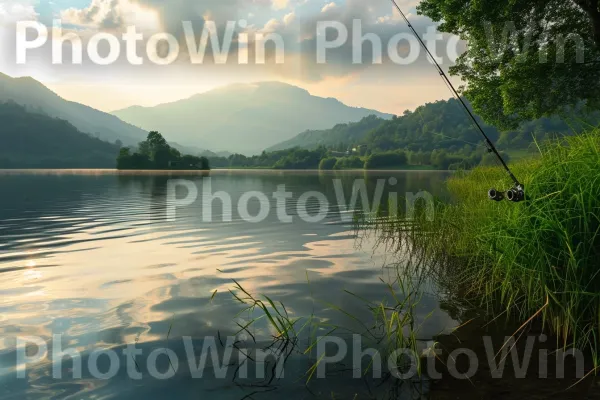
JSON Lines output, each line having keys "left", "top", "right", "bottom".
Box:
{"left": 362, "top": 98, "right": 600, "bottom": 169}
{"left": 219, "top": 99, "right": 600, "bottom": 171}
{"left": 364, "top": 151, "right": 408, "bottom": 169}
{"left": 268, "top": 114, "right": 385, "bottom": 151}
{"left": 0, "top": 101, "right": 120, "bottom": 168}
{"left": 318, "top": 157, "right": 338, "bottom": 170}
{"left": 117, "top": 131, "right": 210, "bottom": 170}
{"left": 333, "top": 156, "right": 364, "bottom": 170}
{"left": 208, "top": 147, "right": 327, "bottom": 169}
{"left": 273, "top": 148, "right": 327, "bottom": 169}
{"left": 376, "top": 128, "right": 600, "bottom": 358}
{"left": 417, "top": 0, "right": 600, "bottom": 128}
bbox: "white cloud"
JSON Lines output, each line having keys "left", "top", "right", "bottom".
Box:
{"left": 321, "top": 2, "right": 336, "bottom": 13}
{"left": 60, "top": 0, "right": 160, "bottom": 32}
{"left": 0, "top": 1, "right": 38, "bottom": 23}
{"left": 272, "top": 0, "right": 289, "bottom": 11}
{"left": 377, "top": 9, "right": 404, "bottom": 24}
{"left": 283, "top": 11, "right": 295, "bottom": 25}
{"left": 261, "top": 17, "right": 282, "bottom": 32}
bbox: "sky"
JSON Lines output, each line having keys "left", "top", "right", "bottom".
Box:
{"left": 0, "top": 0, "right": 464, "bottom": 113}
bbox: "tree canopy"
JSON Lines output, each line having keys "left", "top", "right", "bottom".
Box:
{"left": 417, "top": 0, "right": 600, "bottom": 128}
{"left": 117, "top": 131, "right": 210, "bottom": 170}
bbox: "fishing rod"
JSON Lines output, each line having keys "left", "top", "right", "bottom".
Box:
{"left": 388, "top": 0, "right": 525, "bottom": 202}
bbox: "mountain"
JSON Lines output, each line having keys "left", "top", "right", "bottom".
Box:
{"left": 265, "top": 98, "right": 600, "bottom": 170}
{"left": 364, "top": 98, "right": 600, "bottom": 154}
{"left": 112, "top": 82, "right": 394, "bottom": 154}
{"left": 0, "top": 102, "right": 120, "bottom": 168}
{"left": 274, "top": 98, "right": 600, "bottom": 155}
{"left": 0, "top": 73, "right": 147, "bottom": 145}
{"left": 267, "top": 115, "right": 386, "bottom": 151}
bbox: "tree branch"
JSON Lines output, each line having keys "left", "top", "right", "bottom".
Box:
{"left": 572, "top": 0, "right": 600, "bottom": 47}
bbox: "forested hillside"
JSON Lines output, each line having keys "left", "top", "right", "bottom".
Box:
{"left": 365, "top": 99, "right": 599, "bottom": 153}
{"left": 0, "top": 102, "right": 120, "bottom": 168}
{"left": 270, "top": 99, "right": 600, "bottom": 164}
{"left": 0, "top": 73, "right": 148, "bottom": 145}
{"left": 267, "top": 115, "right": 385, "bottom": 151}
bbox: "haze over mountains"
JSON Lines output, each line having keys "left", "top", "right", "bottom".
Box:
{"left": 0, "top": 74, "right": 399, "bottom": 167}
{"left": 112, "top": 82, "right": 394, "bottom": 154}
{"left": 2, "top": 72, "right": 595, "bottom": 171}
{"left": 0, "top": 102, "right": 120, "bottom": 168}
{"left": 0, "top": 73, "right": 148, "bottom": 146}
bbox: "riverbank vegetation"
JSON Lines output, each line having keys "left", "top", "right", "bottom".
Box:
{"left": 117, "top": 131, "right": 210, "bottom": 170}
{"left": 370, "top": 128, "right": 600, "bottom": 359}
{"left": 206, "top": 146, "right": 483, "bottom": 170}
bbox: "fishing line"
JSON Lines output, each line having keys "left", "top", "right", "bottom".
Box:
{"left": 414, "top": 105, "right": 487, "bottom": 149}
{"left": 388, "top": 0, "right": 525, "bottom": 201}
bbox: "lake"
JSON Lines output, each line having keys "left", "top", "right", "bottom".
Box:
{"left": 0, "top": 170, "right": 457, "bottom": 399}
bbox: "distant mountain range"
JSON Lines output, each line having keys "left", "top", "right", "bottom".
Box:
{"left": 0, "top": 72, "right": 147, "bottom": 145}
{"left": 0, "top": 102, "right": 120, "bottom": 168}
{"left": 112, "top": 82, "right": 394, "bottom": 155}
{"left": 4, "top": 73, "right": 593, "bottom": 171}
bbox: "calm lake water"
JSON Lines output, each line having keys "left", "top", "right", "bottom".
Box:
{"left": 0, "top": 170, "right": 456, "bottom": 399}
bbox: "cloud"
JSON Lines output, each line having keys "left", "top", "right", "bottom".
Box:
{"left": 249, "top": 0, "right": 463, "bottom": 82}
{"left": 8, "top": 0, "right": 464, "bottom": 92}
{"left": 61, "top": 0, "right": 160, "bottom": 32}
{"left": 0, "top": 0, "right": 38, "bottom": 23}
{"left": 272, "top": 0, "right": 289, "bottom": 10}
{"left": 321, "top": 2, "right": 336, "bottom": 13}
{"left": 283, "top": 11, "right": 295, "bottom": 25}
{"left": 261, "top": 17, "right": 282, "bottom": 32}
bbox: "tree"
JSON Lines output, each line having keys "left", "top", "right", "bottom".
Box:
{"left": 319, "top": 157, "right": 338, "bottom": 170}
{"left": 147, "top": 131, "right": 168, "bottom": 149}
{"left": 116, "top": 147, "right": 132, "bottom": 169}
{"left": 333, "top": 156, "right": 364, "bottom": 170}
{"left": 417, "top": 0, "right": 600, "bottom": 128}
{"left": 117, "top": 130, "right": 209, "bottom": 170}
{"left": 199, "top": 156, "right": 210, "bottom": 170}
{"left": 364, "top": 151, "right": 408, "bottom": 169}
{"left": 138, "top": 131, "right": 169, "bottom": 161}
{"left": 154, "top": 146, "right": 172, "bottom": 169}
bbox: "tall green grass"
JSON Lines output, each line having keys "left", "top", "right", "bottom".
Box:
{"left": 374, "top": 128, "right": 600, "bottom": 359}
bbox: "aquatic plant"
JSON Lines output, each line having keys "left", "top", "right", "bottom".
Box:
{"left": 226, "top": 262, "right": 437, "bottom": 398}
{"left": 367, "top": 128, "right": 600, "bottom": 364}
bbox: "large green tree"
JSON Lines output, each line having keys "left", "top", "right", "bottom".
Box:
{"left": 417, "top": 0, "right": 600, "bottom": 128}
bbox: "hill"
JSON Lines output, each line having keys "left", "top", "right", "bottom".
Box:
{"left": 270, "top": 98, "right": 600, "bottom": 162}
{"left": 0, "top": 73, "right": 148, "bottom": 145}
{"left": 365, "top": 99, "right": 600, "bottom": 154}
{"left": 0, "top": 102, "right": 120, "bottom": 168}
{"left": 112, "top": 82, "right": 394, "bottom": 154}
{"left": 267, "top": 114, "right": 386, "bottom": 152}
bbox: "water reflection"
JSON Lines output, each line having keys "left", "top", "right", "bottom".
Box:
{"left": 0, "top": 170, "right": 453, "bottom": 399}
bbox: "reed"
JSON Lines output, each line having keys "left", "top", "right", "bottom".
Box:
{"left": 369, "top": 128, "right": 600, "bottom": 361}
{"left": 227, "top": 263, "right": 436, "bottom": 395}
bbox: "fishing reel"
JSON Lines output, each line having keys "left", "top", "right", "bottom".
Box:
{"left": 488, "top": 185, "right": 525, "bottom": 203}
{"left": 488, "top": 188, "right": 504, "bottom": 202}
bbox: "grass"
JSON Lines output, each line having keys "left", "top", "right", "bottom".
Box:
{"left": 226, "top": 262, "right": 438, "bottom": 396}
{"left": 368, "top": 128, "right": 600, "bottom": 362}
